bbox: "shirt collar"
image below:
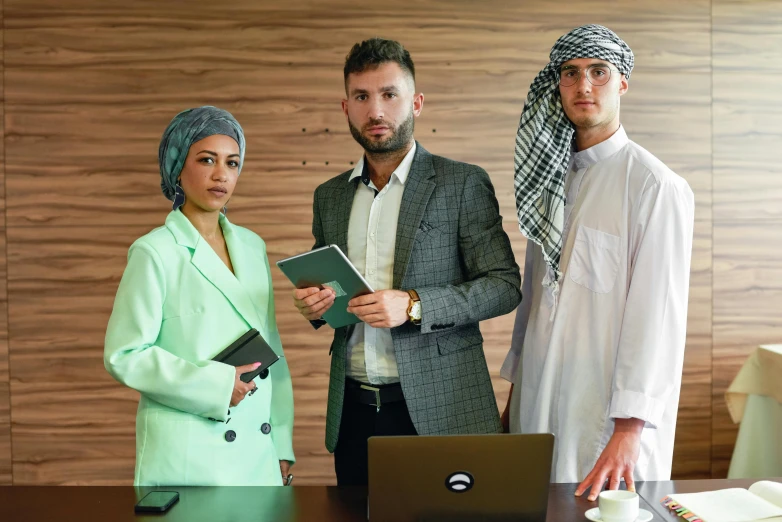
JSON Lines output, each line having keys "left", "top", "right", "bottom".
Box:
{"left": 572, "top": 125, "right": 628, "bottom": 170}
{"left": 348, "top": 142, "right": 417, "bottom": 187}
{"left": 166, "top": 208, "right": 233, "bottom": 249}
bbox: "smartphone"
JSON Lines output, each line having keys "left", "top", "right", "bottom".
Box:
{"left": 134, "top": 491, "right": 179, "bottom": 513}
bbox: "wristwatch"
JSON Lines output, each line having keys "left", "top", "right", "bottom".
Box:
{"left": 407, "top": 289, "right": 422, "bottom": 325}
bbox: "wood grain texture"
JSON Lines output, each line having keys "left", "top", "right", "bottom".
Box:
{"left": 6, "top": 226, "right": 141, "bottom": 484}
{"left": 4, "top": 0, "right": 711, "bottom": 71}
{"left": 0, "top": 229, "right": 10, "bottom": 485}
{"left": 712, "top": 0, "right": 782, "bottom": 220}
{"left": 711, "top": 0, "right": 782, "bottom": 478}
{"left": 0, "top": 0, "right": 13, "bottom": 486}
{"left": 711, "top": 223, "right": 782, "bottom": 477}
{"left": 674, "top": 219, "right": 713, "bottom": 478}
{"left": 0, "top": 0, "right": 752, "bottom": 485}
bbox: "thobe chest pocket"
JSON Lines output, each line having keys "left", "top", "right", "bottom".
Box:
{"left": 568, "top": 225, "right": 622, "bottom": 294}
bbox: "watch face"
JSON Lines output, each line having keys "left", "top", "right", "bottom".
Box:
{"left": 411, "top": 301, "right": 422, "bottom": 320}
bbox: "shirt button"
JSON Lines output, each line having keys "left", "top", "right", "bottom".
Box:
{"left": 225, "top": 430, "right": 236, "bottom": 442}
{"left": 370, "top": 232, "right": 375, "bottom": 238}
{"left": 261, "top": 423, "right": 272, "bottom": 435}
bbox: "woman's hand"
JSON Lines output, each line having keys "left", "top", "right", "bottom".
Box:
{"left": 280, "top": 460, "right": 293, "bottom": 485}
{"left": 230, "top": 362, "right": 260, "bottom": 407}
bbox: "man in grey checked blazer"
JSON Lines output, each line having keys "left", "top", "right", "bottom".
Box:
{"left": 293, "top": 38, "right": 521, "bottom": 485}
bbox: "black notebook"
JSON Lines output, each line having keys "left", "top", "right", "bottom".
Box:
{"left": 212, "top": 328, "right": 281, "bottom": 383}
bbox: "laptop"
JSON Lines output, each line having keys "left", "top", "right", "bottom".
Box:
{"left": 368, "top": 433, "right": 555, "bottom": 522}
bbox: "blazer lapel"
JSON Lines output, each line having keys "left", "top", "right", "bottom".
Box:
{"left": 330, "top": 175, "right": 357, "bottom": 255}
{"left": 166, "top": 210, "right": 262, "bottom": 331}
{"left": 393, "top": 143, "right": 436, "bottom": 288}
{"left": 223, "top": 219, "right": 269, "bottom": 333}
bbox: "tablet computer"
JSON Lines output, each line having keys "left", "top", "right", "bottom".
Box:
{"left": 276, "top": 245, "right": 374, "bottom": 328}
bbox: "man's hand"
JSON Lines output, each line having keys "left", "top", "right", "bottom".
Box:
{"left": 347, "top": 290, "right": 410, "bottom": 328}
{"left": 575, "top": 418, "right": 644, "bottom": 501}
{"left": 293, "top": 287, "right": 335, "bottom": 321}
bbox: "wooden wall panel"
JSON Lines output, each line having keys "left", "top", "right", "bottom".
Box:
{"left": 6, "top": 227, "right": 141, "bottom": 484}
{"left": 0, "top": 0, "right": 13, "bottom": 486}
{"left": 713, "top": 0, "right": 782, "bottom": 220}
{"left": 712, "top": 0, "right": 782, "bottom": 478}
{"left": 0, "top": 232, "right": 10, "bottom": 485}
{"left": 6, "top": 0, "right": 776, "bottom": 485}
{"left": 711, "top": 223, "right": 782, "bottom": 476}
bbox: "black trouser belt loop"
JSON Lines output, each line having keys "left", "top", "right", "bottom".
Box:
{"left": 345, "top": 378, "right": 405, "bottom": 412}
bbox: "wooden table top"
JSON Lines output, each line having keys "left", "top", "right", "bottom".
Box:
{"left": 1, "top": 479, "right": 778, "bottom": 521}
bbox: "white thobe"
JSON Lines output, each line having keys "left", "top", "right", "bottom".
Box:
{"left": 501, "top": 126, "right": 695, "bottom": 482}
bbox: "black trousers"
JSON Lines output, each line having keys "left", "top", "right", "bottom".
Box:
{"left": 333, "top": 381, "right": 417, "bottom": 486}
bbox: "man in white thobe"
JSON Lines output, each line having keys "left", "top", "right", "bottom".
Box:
{"left": 502, "top": 24, "right": 695, "bottom": 501}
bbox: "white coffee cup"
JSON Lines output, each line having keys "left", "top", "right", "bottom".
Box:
{"left": 598, "top": 490, "right": 639, "bottom": 522}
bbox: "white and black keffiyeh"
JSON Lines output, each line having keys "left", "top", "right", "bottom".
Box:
{"left": 513, "top": 24, "right": 634, "bottom": 291}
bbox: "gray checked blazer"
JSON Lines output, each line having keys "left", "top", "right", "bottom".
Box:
{"left": 311, "top": 143, "right": 522, "bottom": 452}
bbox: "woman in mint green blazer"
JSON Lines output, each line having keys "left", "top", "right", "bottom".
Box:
{"left": 104, "top": 106, "right": 294, "bottom": 486}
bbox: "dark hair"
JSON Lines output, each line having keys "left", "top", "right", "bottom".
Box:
{"left": 343, "top": 38, "right": 415, "bottom": 88}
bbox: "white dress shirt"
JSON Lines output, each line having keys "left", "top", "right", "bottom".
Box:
{"left": 501, "top": 127, "right": 695, "bottom": 482}
{"left": 346, "top": 143, "right": 417, "bottom": 385}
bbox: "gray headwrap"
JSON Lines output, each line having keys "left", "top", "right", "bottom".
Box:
{"left": 512, "top": 24, "right": 633, "bottom": 295}
{"left": 158, "top": 106, "right": 246, "bottom": 201}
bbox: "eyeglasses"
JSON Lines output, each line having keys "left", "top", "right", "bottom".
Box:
{"left": 558, "top": 64, "right": 616, "bottom": 87}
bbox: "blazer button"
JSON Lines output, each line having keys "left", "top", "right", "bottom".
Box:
{"left": 261, "top": 423, "right": 272, "bottom": 435}
{"left": 259, "top": 369, "right": 269, "bottom": 380}
{"left": 225, "top": 430, "right": 236, "bottom": 442}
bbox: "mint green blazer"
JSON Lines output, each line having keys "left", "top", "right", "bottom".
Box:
{"left": 104, "top": 210, "right": 294, "bottom": 486}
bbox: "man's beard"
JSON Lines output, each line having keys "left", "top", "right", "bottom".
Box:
{"left": 349, "top": 109, "right": 415, "bottom": 154}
